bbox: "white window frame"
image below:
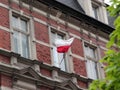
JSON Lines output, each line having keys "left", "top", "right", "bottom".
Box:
{"left": 84, "top": 42, "right": 98, "bottom": 80}
{"left": 50, "top": 28, "right": 69, "bottom": 71}
{"left": 11, "top": 13, "right": 31, "bottom": 58}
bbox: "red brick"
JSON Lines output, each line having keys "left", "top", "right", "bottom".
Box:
{"left": 35, "top": 21, "right": 49, "bottom": 43}
{"left": 21, "top": 6, "right": 31, "bottom": 16}
{"left": 100, "top": 48, "right": 106, "bottom": 58}
{"left": 0, "top": 30, "right": 11, "bottom": 50}
{"left": 0, "top": 7, "right": 9, "bottom": 28}
{"left": 36, "top": 43, "right": 51, "bottom": 64}
{"left": 77, "top": 80, "right": 88, "bottom": 89}
{"left": 49, "top": 19, "right": 58, "bottom": 26}
{"left": 40, "top": 67, "right": 52, "bottom": 78}
{"left": 82, "top": 33, "right": 90, "bottom": 41}
{"left": 1, "top": 74, "right": 12, "bottom": 87}
{"left": 68, "top": 27, "right": 81, "bottom": 37}
{"left": 0, "top": 0, "right": 9, "bottom": 5}
{"left": 32, "top": 12, "right": 48, "bottom": 22}
{"left": 98, "top": 40, "right": 106, "bottom": 48}
{"left": 73, "top": 58, "right": 87, "bottom": 76}
{"left": 0, "top": 54, "right": 10, "bottom": 64}
{"left": 10, "top": 2, "right": 21, "bottom": 11}
{"left": 71, "top": 38, "right": 84, "bottom": 57}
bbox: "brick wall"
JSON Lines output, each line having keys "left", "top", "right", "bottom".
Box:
{"left": 0, "top": 0, "right": 109, "bottom": 89}
{"left": 0, "top": 30, "right": 11, "bottom": 50}
{"left": 71, "top": 38, "right": 84, "bottom": 56}
{"left": 1, "top": 74, "right": 12, "bottom": 88}
{"left": 0, "top": 0, "right": 9, "bottom": 5}
{"left": 0, "top": 7, "right": 9, "bottom": 28}
{"left": 36, "top": 43, "right": 51, "bottom": 64}
{"left": 73, "top": 57, "right": 87, "bottom": 76}
{"left": 40, "top": 67, "right": 52, "bottom": 78}
{"left": 77, "top": 80, "right": 88, "bottom": 89}
{"left": 34, "top": 21, "right": 49, "bottom": 43}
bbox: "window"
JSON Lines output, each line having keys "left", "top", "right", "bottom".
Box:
{"left": 12, "top": 15, "right": 29, "bottom": 58}
{"left": 84, "top": 43, "right": 98, "bottom": 79}
{"left": 51, "top": 31, "right": 67, "bottom": 71}
{"left": 92, "top": 4, "right": 99, "bottom": 19}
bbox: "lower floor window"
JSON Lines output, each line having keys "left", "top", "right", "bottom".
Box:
{"left": 13, "top": 31, "right": 29, "bottom": 58}
{"left": 12, "top": 15, "right": 30, "bottom": 58}
{"left": 84, "top": 43, "right": 98, "bottom": 79}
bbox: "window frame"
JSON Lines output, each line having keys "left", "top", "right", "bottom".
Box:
{"left": 92, "top": 2, "right": 100, "bottom": 20}
{"left": 50, "top": 27, "right": 69, "bottom": 71}
{"left": 83, "top": 42, "right": 99, "bottom": 80}
{"left": 11, "top": 13, "right": 31, "bottom": 58}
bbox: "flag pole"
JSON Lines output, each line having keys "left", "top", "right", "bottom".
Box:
{"left": 59, "top": 53, "right": 65, "bottom": 65}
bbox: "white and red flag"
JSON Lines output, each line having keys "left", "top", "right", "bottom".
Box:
{"left": 54, "top": 37, "right": 74, "bottom": 53}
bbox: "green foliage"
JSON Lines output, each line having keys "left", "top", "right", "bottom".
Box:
{"left": 89, "top": 0, "right": 120, "bottom": 90}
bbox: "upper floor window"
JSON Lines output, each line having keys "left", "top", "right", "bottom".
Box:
{"left": 92, "top": 4, "right": 99, "bottom": 19}
{"left": 51, "top": 30, "right": 67, "bottom": 71}
{"left": 12, "top": 15, "right": 30, "bottom": 58}
{"left": 84, "top": 43, "right": 98, "bottom": 79}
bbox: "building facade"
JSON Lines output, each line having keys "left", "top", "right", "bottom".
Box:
{"left": 0, "top": 0, "right": 113, "bottom": 90}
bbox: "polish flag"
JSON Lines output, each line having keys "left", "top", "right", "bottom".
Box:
{"left": 54, "top": 37, "right": 74, "bottom": 53}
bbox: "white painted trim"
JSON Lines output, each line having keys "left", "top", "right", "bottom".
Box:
{"left": 69, "top": 33, "right": 82, "bottom": 40}
{"left": 0, "top": 26, "right": 10, "bottom": 32}
{"left": 0, "top": 3, "right": 9, "bottom": 9}
{"left": 99, "top": 36, "right": 108, "bottom": 43}
{"left": 12, "top": 0, "right": 19, "bottom": 4}
{"left": 22, "top": 1, "right": 29, "bottom": 9}
{"left": 34, "top": 17, "right": 47, "bottom": 25}
{"left": 9, "top": 9, "right": 14, "bottom": 54}
{"left": 11, "top": 9, "right": 31, "bottom": 19}
{"left": 30, "top": 17, "right": 37, "bottom": 60}
{"left": 50, "top": 25, "right": 68, "bottom": 35}
{"left": 33, "top": 7, "right": 47, "bottom": 16}
{"left": 0, "top": 61, "right": 19, "bottom": 69}
{"left": 71, "top": 53, "right": 84, "bottom": 60}
{"left": 35, "top": 39, "right": 51, "bottom": 47}
{"left": 100, "top": 46, "right": 108, "bottom": 51}
{"left": 0, "top": 48, "right": 10, "bottom": 52}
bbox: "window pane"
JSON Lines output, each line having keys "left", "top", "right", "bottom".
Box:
{"left": 51, "top": 32, "right": 56, "bottom": 44}
{"left": 21, "top": 34, "right": 29, "bottom": 58}
{"left": 59, "top": 53, "right": 66, "bottom": 71}
{"left": 12, "top": 16, "right": 19, "bottom": 28}
{"left": 85, "top": 44, "right": 97, "bottom": 79}
{"left": 57, "top": 34, "right": 63, "bottom": 39}
{"left": 13, "top": 31, "right": 20, "bottom": 53}
{"left": 86, "top": 60, "right": 97, "bottom": 79}
{"left": 84, "top": 45, "right": 89, "bottom": 56}
{"left": 21, "top": 19, "right": 27, "bottom": 32}
{"left": 92, "top": 5, "right": 98, "bottom": 19}
{"left": 53, "top": 47, "right": 59, "bottom": 67}
{"left": 89, "top": 47, "right": 95, "bottom": 58}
